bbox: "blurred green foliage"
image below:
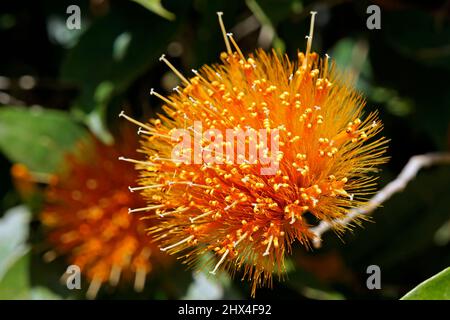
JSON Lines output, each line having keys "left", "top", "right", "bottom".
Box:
{"left": 0, "top": 0, "right": 449, "bottom": 300}
{"left": 0, "top": 107, "right": 86, "bottom": 173}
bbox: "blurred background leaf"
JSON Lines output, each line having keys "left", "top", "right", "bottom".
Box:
{"left": 0, "top": 107, "right": 86, "bottom": 173}
{"left": 0, "top": 205, "right": 30, "bottom": 280}
{"left": 0, "top": 252, "right": 61, "bottom": 299}
{"left": 61, "top": 1, "right": 182, "bottom": 141}
{"left": 0, "top": 205, "right": 61, "bottom": 299}
{"left": 131, "top": 0, "right": 175, "bottom": 20}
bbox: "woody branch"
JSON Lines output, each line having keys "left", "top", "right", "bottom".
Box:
{"left": 310, "top": 152, "right": 450, "bottom": 248}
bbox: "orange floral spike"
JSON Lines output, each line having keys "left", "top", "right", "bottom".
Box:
{"left": 121, "top": 12, "right": 388, "bottom": 296}
{"left": 40, "top": 128, "right": 170, "bottom": 299}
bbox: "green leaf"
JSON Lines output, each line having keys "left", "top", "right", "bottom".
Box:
{"left": 0, "top": 205, "right": 30, "bottom": 280}
{"left": 0, "top": 252, "right": 30, "bottom": 299}
{"left": 249, "top": 0, "right": 302, "bottom": 25}
{"left": 0, "top": 252, "right": 61, "bottom": 300}
{"left": 341, "top": 167, "right": 450, "bottom": 270}
{"left": 0, "top": 107, "right": 87, "bottom": 173}
{"left": 371, "top": 9, "right": 450, "bottom": 148}
{"left": 246, "top": 0, "right": 286, "bottom": 52}
{"left": 401, "top": 267, "right": 450, "bottom": 300}
{"left": 285, "top": 265, "right": 345, "bottom": 300}
{"left": 0, "top": 206, "right": 34, "bottom": 299}
{"left": 0, "top": 206, "right": 62, "bottom": 299}
{"left": 384, "top": 10, "right": 450, "bottom": 70}
{"left": 131, "top": 0, "right": 175, "bottom": 20}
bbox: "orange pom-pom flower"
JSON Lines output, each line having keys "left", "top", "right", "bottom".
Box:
{"left": 41, "top": 130, "right": 168, "bottom": 298}
{"left": 120, "top": 12, "right": 388, "bottom": 295}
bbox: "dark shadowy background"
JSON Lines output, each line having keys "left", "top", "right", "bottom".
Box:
{"left": 0, "top": 0, "right": 449, "bottom": 299}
